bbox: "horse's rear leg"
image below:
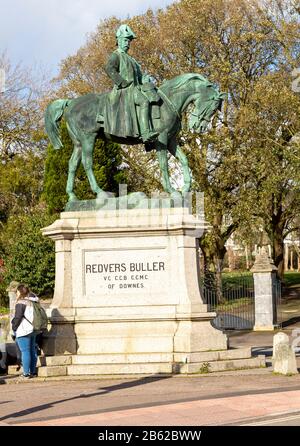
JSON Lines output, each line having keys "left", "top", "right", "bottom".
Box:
{"left": 82, "top": 134, "right": 106, "bottom": 198}
{"left": 66, "top": 142, "right": 82, "bottom": 202}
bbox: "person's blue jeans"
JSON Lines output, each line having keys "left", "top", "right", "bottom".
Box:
{"left": 16, "top": 332, "right": 37, "bottom": 376}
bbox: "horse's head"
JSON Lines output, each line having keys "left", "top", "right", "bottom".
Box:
{"left": 188, "top": 87, "right": 226, "bottom": 133}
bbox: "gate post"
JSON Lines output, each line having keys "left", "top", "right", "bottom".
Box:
{"left": 251, "top": 247, "right": 278, "bottom": 331}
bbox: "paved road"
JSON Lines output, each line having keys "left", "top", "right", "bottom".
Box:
{"left": 1, "top": 328, "right": 300, "bottom": 426}
{"left": 1, "top": 371, "right": 300, "bottom": 426}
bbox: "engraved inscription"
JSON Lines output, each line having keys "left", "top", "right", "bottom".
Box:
{"left": 84, "top": 250, "right": 167, "bottom": 295}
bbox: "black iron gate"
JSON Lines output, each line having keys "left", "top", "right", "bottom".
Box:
{"left": 202, "top": 273, "right": 255, "bottom": 330}
{"left": 201, "top": 272, "right": 282, "bottom": 330}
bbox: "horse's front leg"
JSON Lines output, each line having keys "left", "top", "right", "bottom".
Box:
{"left": 175, "top": 146, "right": 191, "bottom": 193}
{"left": 168, "top": 138, "right": 191, "bottom": 193}
{"left": 156, "top": 147, "right": 176, "bottom": 194}
{"left": 66, "top": 142, "right": 82, "bottom": 202}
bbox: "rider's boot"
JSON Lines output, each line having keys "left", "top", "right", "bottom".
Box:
{"left": 140, "top": 105, "right": 159, "bottom": 143}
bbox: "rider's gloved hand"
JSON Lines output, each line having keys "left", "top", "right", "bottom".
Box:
{"left": 119, "top": 80, "right": 132, "bottom": 89}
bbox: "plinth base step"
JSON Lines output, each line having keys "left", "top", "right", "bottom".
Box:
{"left": 7, "top": 348, "right": 266, "bottom": 377}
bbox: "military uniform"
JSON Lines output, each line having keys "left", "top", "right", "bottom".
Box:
{"left": 103, "top": 25, "right": 159, "bottom": 142}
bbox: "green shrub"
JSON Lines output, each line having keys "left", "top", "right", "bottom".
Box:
{"left": 0, "top": 206, "right": 56, "bottom": 302}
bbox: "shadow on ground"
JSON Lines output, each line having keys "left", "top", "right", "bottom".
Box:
{"left": 0, "top": 375, "right": 171, "bottom": 422}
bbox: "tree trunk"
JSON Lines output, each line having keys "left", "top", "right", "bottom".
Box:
{"left": 284, "top": 244, "right": 289, "bottom": 272}
{"left": 199, "top": 215, "right": 234, "bottom": 304}
{"left": 272, "top": 229, "right": 285, "bottom": 280}
{"left": 201, "top": 247, "right": 214, "bottom": 273}
{"left": 245, "top": 245, "right": 249, "bottom": 270}
{"left": 199, "top": 235, "right": 215, "bottom": 273}
{"left": 290, "top": 249, "right": 294, "bottom": 271}
{"left": 265, "top": 205, "right": 286, "bottom": 281}
{"left": 213, "top": 255, "right": 225, "bottom": 304}
{"left": 200, "top": 238, "right": 227, "bottom": 304}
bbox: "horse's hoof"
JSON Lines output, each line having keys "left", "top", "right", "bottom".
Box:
{"left": 68, "top": 195, "right": 78, "bottom": 202}
{"left": 164, "top": 187, "right": 176, "bottom": 194}
{"left": 170, "top": 191, "right": 182, "bottom": 200}
{"left": 96, "top": 191, "right": 115, "bottom": 200}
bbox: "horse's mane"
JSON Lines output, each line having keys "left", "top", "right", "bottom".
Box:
{"left": 159, "top": 73, "right": 212, "bottom": 94}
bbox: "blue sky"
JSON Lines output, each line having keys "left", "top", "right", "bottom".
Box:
{"left": 0, "top": 0, "right": 175, "bottom": 76}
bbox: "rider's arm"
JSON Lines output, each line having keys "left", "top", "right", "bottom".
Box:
{"left": 136, "top": 63, "right": 144, "bottom": 84}
{"left": 104, "top": 53, "right": 124, "bottom": 87}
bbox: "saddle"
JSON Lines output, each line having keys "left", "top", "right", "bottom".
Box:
{"left": 97, "top": 90, "right": 162, "bottom": 128}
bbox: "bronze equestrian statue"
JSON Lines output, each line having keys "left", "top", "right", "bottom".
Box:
{"left": 45, "top": 24, "right": 225, "bottom": 203}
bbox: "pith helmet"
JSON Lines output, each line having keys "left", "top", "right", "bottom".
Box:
{"left": 116, "top": 24, "right": 136, "bottom": 40}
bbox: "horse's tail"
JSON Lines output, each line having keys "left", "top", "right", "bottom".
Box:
{"left": 44, "top": 99, "right": 70, "bottom": 150}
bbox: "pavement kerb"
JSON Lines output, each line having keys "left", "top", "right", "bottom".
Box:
{"left": 1, "top": 367, "right": 277, "bottom": 384}
{"left": 224, "top": 408, "right": 300, "bottom": 426}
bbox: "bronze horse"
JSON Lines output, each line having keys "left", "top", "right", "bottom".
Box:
{"left": 45, "top": 73, "right": 224, "bottom": 202}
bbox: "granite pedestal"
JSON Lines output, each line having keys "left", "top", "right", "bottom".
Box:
{"left": 40, "top": 206, "right": 263, "bottom": 376}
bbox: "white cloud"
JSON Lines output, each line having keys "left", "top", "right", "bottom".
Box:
{"left": 0, "top": 0, "right": 174, "bottom": 74}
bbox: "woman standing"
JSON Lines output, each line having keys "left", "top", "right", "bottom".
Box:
{"left": 11, "top": 284, "right": 39, "bottom": 379}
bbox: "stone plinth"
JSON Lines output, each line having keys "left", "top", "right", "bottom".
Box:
{"left": 42, "top": 207, "right": 229, "bottom": 374}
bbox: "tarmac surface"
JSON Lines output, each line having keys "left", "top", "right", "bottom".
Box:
{"left": 1, "top": 327, "right": 300, "bottom": 426}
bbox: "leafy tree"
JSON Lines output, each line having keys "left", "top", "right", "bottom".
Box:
{"left": 0, "top": 52, "right": 48, "bottom": 158}
{"left": 0, "top": 55, "right": 50, "bottom": 305}
{"left": 45, "top": 0, "right": 300, "bottom": 288}
{"left": 156, "top": 0, "right": 300, "bottom": 282}
{"left": 0, "top": 206, "right": 56, "bottom": 304}
{"left": 238, "top": 71, "right": 300, "bottom": 278}
{"left": 121, "top": 145, "right": 164, "bottom": 194}
{"left": 0, "top": 151, "right": 44, "bottom": 224}
{"left": 42, "top": 121, "right": 128, "bottom": 213}
{"left": 0, "top": 54, "right": 49, "bottom": 223}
